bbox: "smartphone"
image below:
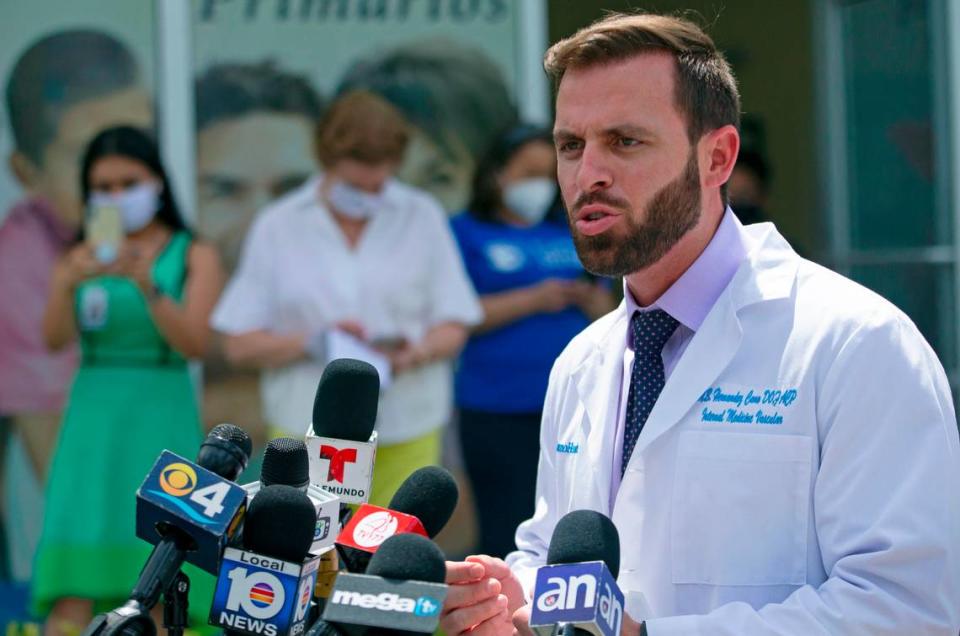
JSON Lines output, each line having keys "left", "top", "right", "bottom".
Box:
{"left": 86, "top": 203, "right": 123, "bottom": 264}
{"left": 370, "top": 336, "right": 408, "bottom": 352}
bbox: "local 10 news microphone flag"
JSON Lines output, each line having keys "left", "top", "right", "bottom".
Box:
{"left": 210, "top": 485, "right": 322, "bottom": 636}
{"left": 82, "top": 424, "right": 253, "bottom": 636}
{"left": 243, "top": 437, "right": 341, "bottom": 555}
{"left": 530, "top": 510, "right": 625, "bottom": 636}
{"left": 305, "top": 359, "right": 380, "bottom": 505}
{"left": 335, "top": 465, "right": 459, "bottom": 574}
{"left": 315, "top": 533, "right": 448, "bottom": 635}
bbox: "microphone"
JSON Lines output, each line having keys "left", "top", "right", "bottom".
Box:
{"left": 305, "top": 359, "right": 380, "bottom": 504}
{"left": 335, "top": 466, "right": 458, "bottom": 573}
{"left": 83, "top": 426, "right": 253, "bottom": 636}
{"left": 530, "top": 510, "right": 625, "bottom": 636}
{"left": 210, "top": 485, "right": 323, "bottom": 636}
{"left": 262, "top": 437, "right": 310, "bottom": 489}
{"left": 317, "top": 533, "right": 447, "bottom": 635}
{"left": 197, "top": 423, "right": 254, "bottom": 481}
{"left": 243, "top": 438, "right": 341, "bottom": 557}
{"left": 134, "top": 426, "right": 252, "bottom": 575}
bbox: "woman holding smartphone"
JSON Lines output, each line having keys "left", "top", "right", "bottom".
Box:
{"left": 34, "top": 126, "right": 223, "bottom": 635}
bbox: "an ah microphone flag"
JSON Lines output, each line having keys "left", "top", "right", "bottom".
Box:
{"left": 530, "top": 561, "right": 624, "bottom": 636}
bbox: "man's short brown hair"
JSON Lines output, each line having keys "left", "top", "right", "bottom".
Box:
{"left": 544, "top": 13, "right": 740, "bottom": 144}
{"left": 314, "top": 89, "right": 409, "bottom": 167}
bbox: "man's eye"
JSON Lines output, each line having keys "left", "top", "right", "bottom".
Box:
{"left": 558, "top": 140, "right": 582, "bottom": 153}
{"left": 617, "top": 137, "right": 641, "bottom": 147}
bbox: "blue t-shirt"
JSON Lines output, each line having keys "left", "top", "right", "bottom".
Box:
{"left": 451, "top": 212, "right": 592, "bottom": 413}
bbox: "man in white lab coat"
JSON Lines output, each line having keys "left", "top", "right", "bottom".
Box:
{"left": 440, "top": 11, "right": 960, "bottom": 636}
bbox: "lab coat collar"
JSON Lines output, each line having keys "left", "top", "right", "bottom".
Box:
{"left": 571, "top": 223, "right": 801, "bottom": 481}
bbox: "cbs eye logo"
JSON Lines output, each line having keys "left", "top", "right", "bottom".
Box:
{"left": 155, "top": 461, "right": 230, "bottom": 519}
{"left": 227, "top": 567, "right": 286, "bottom": 619}
{"left": 160, "top": 463, "right": 198, "bottom": 497}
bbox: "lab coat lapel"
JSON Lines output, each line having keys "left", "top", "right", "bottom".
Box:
{"left": 629, "top": 291, "right": 743, "bottom": 459}
{"left": 570, "top": 307, "right": 628, "bottom": 514}
{"left": 625, "top": 223, "right": 800, "bottom": 462}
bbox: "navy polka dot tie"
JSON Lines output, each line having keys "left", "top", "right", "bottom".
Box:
{"left": 622, "top": 309, "right": 679, "bottom": 476}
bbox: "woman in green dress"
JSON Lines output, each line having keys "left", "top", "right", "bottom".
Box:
{"left": 34, "top": 126, "right": 224, "bottom": 635}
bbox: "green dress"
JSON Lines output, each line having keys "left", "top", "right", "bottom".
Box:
{"left": 32, "top": 231, "right": 215, "bottom": 625}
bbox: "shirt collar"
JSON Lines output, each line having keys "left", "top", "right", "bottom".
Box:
{"left": 624, "top": 207, "right": 748, "bottom": 341}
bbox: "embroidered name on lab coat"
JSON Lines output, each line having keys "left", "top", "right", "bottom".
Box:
{"left": 697, "top": 386, "right": 798, "bottom": 425}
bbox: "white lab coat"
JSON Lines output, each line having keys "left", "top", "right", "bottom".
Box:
{"left": 507, "top": 223, "right": 960, "bottom": 635}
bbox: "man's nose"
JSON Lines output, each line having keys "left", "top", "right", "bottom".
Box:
{"left": 576, "top": 143, "right": 613, "bottom": 193}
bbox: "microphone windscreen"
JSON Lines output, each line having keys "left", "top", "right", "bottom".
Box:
{"left": 244, "top": 485, "right": 316, "bottom": 563}
{"left": 365, "top": 534, "right": 446, "bottom": 583}
{"left": 387, "top": 466, "right": 459, "bottom": 538}
{"left": 261, "top": 437, "right": 309, "bottom": 488}
{"left": 546, "top": 510, "right": 620, "bottom": 578}
{"left": 197, "top": 423, "right": 253, "bottom": 480}
{"left": 311, "top": 358, "right": 379, "bottom": 440}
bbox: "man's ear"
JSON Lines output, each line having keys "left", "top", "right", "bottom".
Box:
{"left": 9, "top": 151, "right": 40, "bottom": 189}
{"left": 700, "top": 125, "right": 740, "bottom": 192}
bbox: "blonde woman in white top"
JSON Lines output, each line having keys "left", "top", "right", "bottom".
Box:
{"left": 212, "top": 90, "right": 482, "bottom": 505}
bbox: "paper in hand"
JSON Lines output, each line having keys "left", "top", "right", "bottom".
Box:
{"left": 325, "top": 329, "right": 393, "bottom": 390}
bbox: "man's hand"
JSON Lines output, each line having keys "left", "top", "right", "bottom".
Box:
{"left": 441, "top": 556, "right": 526, "bottom": 636}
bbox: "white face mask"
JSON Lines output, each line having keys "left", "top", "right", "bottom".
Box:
{"left": 503, "top": 177, "right": 557, "bottom": 225}
{"left": 327, "top": 181, "right": 385, "bottom": 220}
{"left": 89, "top": 182, "right": 162, "bottom": 233}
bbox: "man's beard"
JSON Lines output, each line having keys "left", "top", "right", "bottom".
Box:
{"left": 568, "top": 150, "right": 702, "bottom": 278}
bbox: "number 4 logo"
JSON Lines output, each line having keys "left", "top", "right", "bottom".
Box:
{"left": 190, "top": 482, "right": 230, "bottom": 517}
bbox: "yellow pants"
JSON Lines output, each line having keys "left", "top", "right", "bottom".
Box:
{"left": 367, "top": 428, "right": 442, "bottom": 507}
{"left": 266, "top": 427, "right": 442, "bottom": 507}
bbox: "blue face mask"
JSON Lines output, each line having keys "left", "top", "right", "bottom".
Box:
{"left": 89, "top": 182, "right": 162, "bottom": 233}
{"left": 327, "top": 181, "right": 385, "bottom": 220}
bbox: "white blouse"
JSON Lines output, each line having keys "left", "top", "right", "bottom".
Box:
{"left": 212, "top": 176, "right": 482, "bottom": 443}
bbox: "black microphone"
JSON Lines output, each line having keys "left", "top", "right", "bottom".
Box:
{"left": 84, "top": 426, "right": 253, "bottom": 636}
{"left": 335, "top": 466, "right": 458, "bottom": 574}
{"left": 531, "top": 510, "right": 624, "bottom": 636}
{"left": 243, "top": 485, "right": 317, "bottom": 561}
{"left": 210, "top": 485, "right": 321, "bottom": 636}
{"left": 242, "top": 438, "right": 341, "bottom": 558}
{"left": 547, "top": 510, "right": 620, "bottom": 576}
{"left": 198, "top": 423, "right": 253, "bottom": 481}
{"left": 387, "top": 466, "right": 459, "bottom": 539}
{"left": 262, "top": 437, "right": 310, "bottom": 490}
{"left": 317, "top": 533, "right": 447, "bottom": 635}
{"left": 305, "top": 359, "right": 380, "bottom": 504}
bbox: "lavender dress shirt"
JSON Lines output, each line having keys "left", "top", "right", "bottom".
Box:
{"left": 610, "top": 208, "right": 750, "bottom": 504}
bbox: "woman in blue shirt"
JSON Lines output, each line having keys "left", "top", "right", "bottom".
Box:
{"left": 451, "top": 125, "right": 614, "bottom": 557}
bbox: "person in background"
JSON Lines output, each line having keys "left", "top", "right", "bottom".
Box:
{"left": 195, "top": 60, "right": 325, "bottom": 447}
{"left": 33, "top": 126, "right": 222, "bottom": 636}
{"left": 451, "top": 125, "right": 614, "bottom": 558}
{"left": 195, "top": 60, "right": 325, "bottom": 273}
{"left": 337, "top": 40, "right": 517, "bottom": 213}
{"left": 211, "top": 90, "right": 482, "bottom": 505}
{"left": 0, "top": 27, "right": 151, "bottom": 588}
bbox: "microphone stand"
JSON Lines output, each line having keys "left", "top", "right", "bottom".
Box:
{"left": 83, "top": 533, "right": 192, "bottom": 636}
{"left": 161, "top": 571, "right": 190, "bottom": 636}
